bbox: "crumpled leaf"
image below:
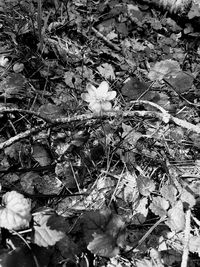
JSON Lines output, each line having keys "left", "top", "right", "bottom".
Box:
{"left": 137, "top": 175, "right": 155, "bottom": 196}
{"left": 149, "top": 196, "right": 169, "bottom": 217}
{"left": 165, "top": 201, "right": 185, "bottom": 232}
{"left": 132, "top": 197, "right": 148, "bottom": 224}
{"left": 20, "top": 171, "right": 41, "bottom": 194}
{"left": 188, "top": 236, "right": 200, "bottom": 256}
{"left": 0, "top": 191, "right": 31, "bottom": 230}
{"left": 4, "top": 142, "right": 22, "bottom": 160}
{"left": 148, "top": 59, "right": 180, "bottom": 81}
{"left": 33, "top": 210, "right": 65, "bottom": 247}
{"left": 32, "top": 144, "right": 52, "bottom": 167}
{"left": 0, "top": 73, "right": 28, "bottom": 98}
{"left": 35, "top": 174, "right": 62, "bottom": 195}
{"left": 97, "top": 63, "right": 115, "bottom": 80}
{"left": 188, "top": 2, "right": 200, "bottom": 19}
{"left": 180, "top": 188, "right": 196, "bottom": 208}
{"left": 160, "top": 184, "right": 177, "bottom": 205}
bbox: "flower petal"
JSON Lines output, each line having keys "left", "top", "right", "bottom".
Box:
{"left": 86, "top": 83, "right": 97, "bottom": 96}
{"left": 106, "top": 91, "right": 116, "bottom": 101}
{"left": 96, "top": 81, "right": 109, "bottom": 98}
{"left": 101, "top": 101, "right": 112, "bottom": 111}
{"left": 81, "top": 93, "right": 92, "bottom": 103}
{"left": 89, "top": 102, "right": 102, "bottom": 113}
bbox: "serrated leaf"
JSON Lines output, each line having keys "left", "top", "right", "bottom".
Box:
{"left": 82, "top": 209, "right": 112, "bottom": 241}
{"left": 137, "top": 175, "right": 155, "bottom": 196}
{"left": 87, "top": 233, "right": 120, "bottom": 258}
{"left": 87, "top": 215, "right": 126, "bottom": 257}
{"left": 97, "top": 63, "right": 115, "bottom": 80}
{"left": 148, "top": 60, "right": 180, "bottom": 81}
{"left": 0, "top": 191, "right": 31, "bottom": 230}
{"left": 33, "top": 210, "right": 65, "bottom": 247}
{"left": 166, "top": 201, "right": 185, "bottom": 232}
{"left": 160, "top": 184, "right": 177, "bottom": 204}
{"left": 149, "top": 196, "right": 169, "bottom": 217}
{"left": 82, "top": 209, "right": 126, "bottom": 257}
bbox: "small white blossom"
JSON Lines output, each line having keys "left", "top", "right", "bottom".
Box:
{"left": 81, "top": 81, "right": 116, "bottom": 114}
{"left": 13, "top": 62, "right": 24, "bottom": 73}
{"left": 0, "top": 56, "right": 9, "bottom": 67}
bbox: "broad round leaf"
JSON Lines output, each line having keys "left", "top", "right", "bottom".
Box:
{"left": 33, "top": 211, "right": 65, "bottom": 247}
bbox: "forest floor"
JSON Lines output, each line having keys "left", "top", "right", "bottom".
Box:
{"left": 1, "top": 0, "right": 200, "bottom": 266}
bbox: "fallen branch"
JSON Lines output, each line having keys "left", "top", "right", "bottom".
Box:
{"left": 91, "top": 27, "right": 121, "bottom": 52}
{"left": 0, "top": 108, "right": 48, "bottom": 121}
{"left": 0, "top": 124, "right": 47, "bottom": 150}
{"left": 181, "top": 209, "right": 191, "bottom": 267}
{"left": 1, "top": 105, "right": 200, "bottom": 150}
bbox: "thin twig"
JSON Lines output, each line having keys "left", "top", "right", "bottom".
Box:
{"left": 1, "top": 106, "right": 200, "bottom": 150}
{"left": 0, "top": 108, "right": 48, "bottom": 121}
{"left": 0, "top": 124, "right": 47, "bottom": 150}
{"left": 37, "top": 0, "right": 43, "bottom": 50}
{"left": 181, "top": 209, "right": 191, "bottom": 267}
{"left": 91, "top": 27, "right": 121, "bottom": 52}
{"left": 125, "top": 215, "right": 167, "bottom": 255}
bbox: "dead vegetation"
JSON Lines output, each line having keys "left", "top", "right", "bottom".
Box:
{"left": 1, "top": 0, "right": 200, "bottom": 266}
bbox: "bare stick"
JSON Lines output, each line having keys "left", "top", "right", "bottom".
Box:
{"left": 181, "top": 209, "right": 191, "bottom": 267}
{"left": 91, "top": 27, "right": 121, "bottom": 52}
{"left": 0, "top": 124, "right": 47, "bottom": 150}
{"left": 1, "top": 107, "right": 200, "bottom": 150}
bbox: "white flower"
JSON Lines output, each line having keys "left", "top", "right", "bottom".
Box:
{"left": 0, "top": 56, "right": 9, "bottom": 67}
{"left": 81, "top": 81, "right": 116, "bottom": 114}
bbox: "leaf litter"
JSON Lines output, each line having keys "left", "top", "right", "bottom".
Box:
{"left": 1, "top": 0, "right": 200, "bottom": 266}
